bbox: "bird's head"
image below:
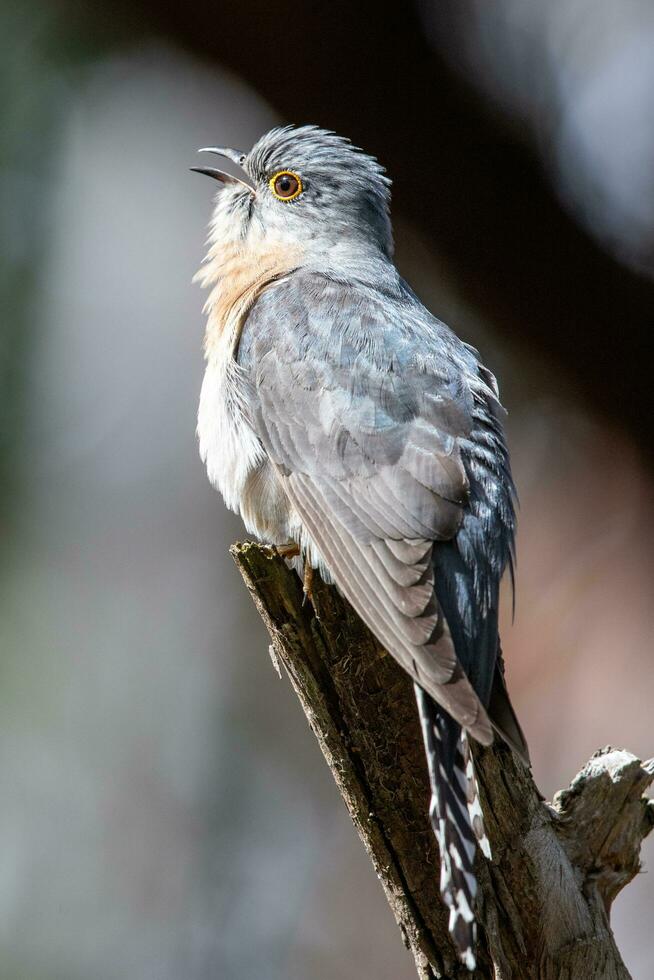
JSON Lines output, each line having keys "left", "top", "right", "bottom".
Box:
{"left": 192, "top": 125, "right": 393, "bottom": 261}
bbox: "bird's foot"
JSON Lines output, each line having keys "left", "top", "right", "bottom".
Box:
{"left": 275, "top": 543, "right": 317, "bottom": 616}
{"left": 302, "top": 562, "right": 315, "bottom": 608}
{"left": 275, "top": 542, "right": 301, "bottom": 559}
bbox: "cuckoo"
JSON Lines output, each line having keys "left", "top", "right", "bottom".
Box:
{"left": 192, "top": 125, "right": 528, "bottom": 970}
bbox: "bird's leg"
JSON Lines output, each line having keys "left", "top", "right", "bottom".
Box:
{"left": 302, "top": 562, "right": 314, "bottom": 607}
{"left": 275, "top": 542, "right": 300, "bottom": 559}
{"left": 276, "top": 543, "right": 316, "bottom": 613}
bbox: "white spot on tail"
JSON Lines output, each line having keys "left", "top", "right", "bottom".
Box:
{"left": 462, "top": 731, "right": 492, "bottom": 860}
{"left": 463, "top": 946, "right": 477, "bottom": 971}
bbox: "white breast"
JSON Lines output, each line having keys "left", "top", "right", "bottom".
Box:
{"left": 198, "top": 344, "right": 299, "bottom": 544}
{"left": 197, "top": 350, "right": 264, "bottom": 516}
{"left": 195, "top": 235, "right": 305, "bottom": 544}
{"left": 197, "top": 314, "right": 331, "bottom": 571}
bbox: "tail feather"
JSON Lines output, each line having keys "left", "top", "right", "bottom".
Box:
{"left": 461, "top": 731, "right": 491, "bottom": 860}
{"left": 488, "top": 656, "right": 530, "bottom": 765}
{"left": 415, "top": 684, "right": 489, "bottom": 971}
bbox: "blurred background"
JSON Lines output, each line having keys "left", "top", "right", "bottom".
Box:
{"left": 1, "top": 1, "right": 653, "bottom": 977}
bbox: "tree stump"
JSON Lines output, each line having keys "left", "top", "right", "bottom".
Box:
{"left": 231, "top": 541, "right": 654, "bottom": 979}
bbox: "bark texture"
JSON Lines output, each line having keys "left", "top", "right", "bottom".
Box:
{"left": 231, "top": 541, "right": 654, "bottom": 980}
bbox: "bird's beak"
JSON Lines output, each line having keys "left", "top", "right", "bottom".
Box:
{"left": 190, "top": 146, "right": 256, "bottom": 194}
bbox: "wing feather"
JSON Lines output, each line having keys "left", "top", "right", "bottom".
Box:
{"left": 238, "top": 271, "right": 500, "bottom": 742}
{"left": 370, "top": 538, "right": 432, "bottom": 587}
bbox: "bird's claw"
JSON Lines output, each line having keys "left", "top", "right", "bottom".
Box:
{"left": 302, "top": 563, "right": 315, "bottom": 610}
{"left": 275, "top": 542, "right": 301, "bottom": 559}
{"left": 276, "top": 543, "right": 317, "bottom": 616}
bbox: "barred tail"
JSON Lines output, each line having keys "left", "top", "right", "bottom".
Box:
{"left": 414, "top": 683, "right": 490, "bottom": 971}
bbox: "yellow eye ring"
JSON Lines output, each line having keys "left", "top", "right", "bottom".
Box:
{"left": 269, "top": 170, "right": 303, "bottom": 202}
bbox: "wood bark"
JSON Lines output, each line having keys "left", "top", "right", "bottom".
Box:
{"left": 231, "top": 541, "right": 654, "bottom": 979}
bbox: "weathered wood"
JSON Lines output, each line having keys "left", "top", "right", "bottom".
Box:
{"left": 231, "top": 541, "right": 654, "bottom": 979}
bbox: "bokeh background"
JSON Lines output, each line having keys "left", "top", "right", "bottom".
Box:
{"left": 1, "top": 1, "right": 653, "bottom": 977}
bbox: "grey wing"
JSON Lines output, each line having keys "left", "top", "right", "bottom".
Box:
{"left": 239, "top": 272, "right": 499, "bottom": 741}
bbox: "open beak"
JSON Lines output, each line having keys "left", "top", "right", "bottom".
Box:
{"left": 190, "top": 146, "right": 256, "bottom": 194}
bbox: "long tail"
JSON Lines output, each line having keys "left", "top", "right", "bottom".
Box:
{"left": 414, "top": 683, "right": 490, "bottom": 971}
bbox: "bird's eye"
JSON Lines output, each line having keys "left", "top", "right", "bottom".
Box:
{"left": 269, "top": 170, "right": 303, "bottom": 201}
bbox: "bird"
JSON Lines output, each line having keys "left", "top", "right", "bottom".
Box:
{"left": 191, "top": 124, "right": 529, "bottom": 970}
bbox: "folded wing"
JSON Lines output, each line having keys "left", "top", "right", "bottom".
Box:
{"left": 238, "top": 272, "right": 498, "bottom": 742}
